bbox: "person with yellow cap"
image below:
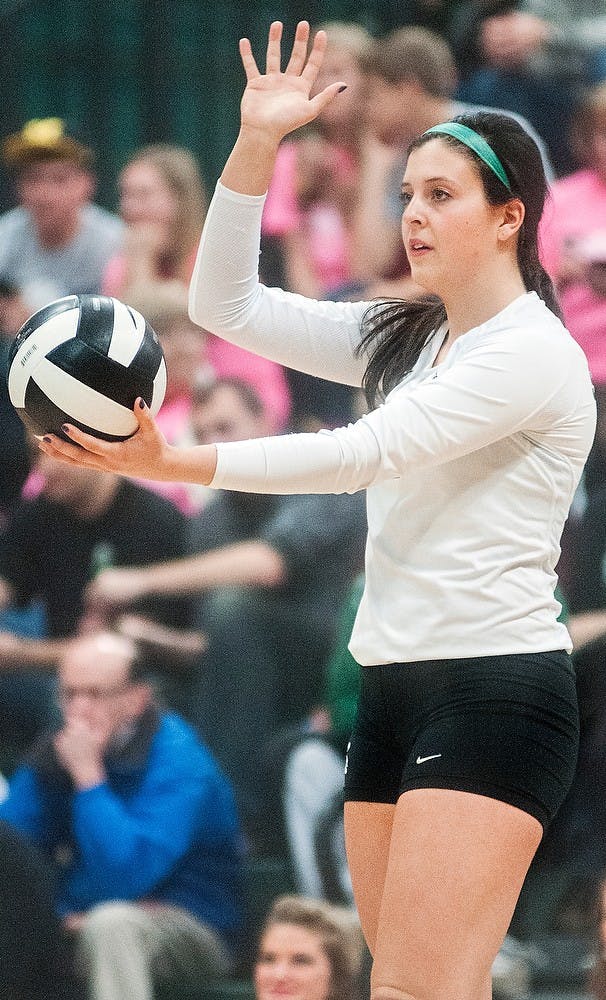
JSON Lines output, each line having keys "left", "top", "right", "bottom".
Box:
{"left": 0, "top": 118, "right": 123, "bottom": 312}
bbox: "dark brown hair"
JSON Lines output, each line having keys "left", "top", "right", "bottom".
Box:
{"left": 356, "top": 110, "right": 560, "bottom": 406}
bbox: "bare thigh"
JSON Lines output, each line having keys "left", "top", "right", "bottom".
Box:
{"left": 350, "top": 788, "right": 543, "bottom": 1000}
{"left": 344, "top": 799, "right": 395, "bottom": 954}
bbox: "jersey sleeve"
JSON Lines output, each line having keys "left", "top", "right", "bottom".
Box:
{"left": 189, "top": 181, "right": 369, "bottom": 387}
{"left": 210, "top": 325, "right": 594, "bottom": 495}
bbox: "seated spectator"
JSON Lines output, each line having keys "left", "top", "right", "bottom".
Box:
{"left": 254, "top": 895, "right": 365, "bottom": 1000}
{"left": 0, "top": 631, "right": 244, "bottom": 1000}
{"left": 105, "top": 144, "right": 291, "bottom": 432}
{"left": 265, "top": 574, "right": 363, "bottom": 902}
{"left": 450, "top": 1, "right": 592, "bottom": 174}
{"left": 83, "top": 378, "right": 367, "bottom": 846}
{"left": 0, "top": 117, "right": 123, "bottom": 305}
{"left": 0, "top": 820, "right": 83, "bottom": 999}
{"left": 101, "top": 143, "right": 207, "bottom": 301}
{"left": 540, "top": 83, "right": 606, "bottom": 393}
{"left": 451, "top": 1, "right": 606, "bottom": 85}
{"left": 354, "top": 25, "right": 554, "bottom": 282}
{"left": 0, "top": 451, "right": 195, "bottom": 757}
{"left": 260, "top": 21, "right": 380, "bottom": 430}
{"left": 508, "top": 623, "right": 606, "bottom": 939}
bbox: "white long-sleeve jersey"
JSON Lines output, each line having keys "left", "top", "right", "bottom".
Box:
{"left": 189, "top": 182, "right": 596, "bottom": 665}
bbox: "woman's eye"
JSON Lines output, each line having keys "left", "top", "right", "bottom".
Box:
{"left": 399, "top": 191, "right": 412, "bottom": 206}
{"left": 432, "top": 188, "right": 450, "bottom": 202}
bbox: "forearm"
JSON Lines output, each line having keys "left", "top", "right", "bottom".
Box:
{"left": 188, "top": 183, "right": 367, "bottom": 384}
{"left": 221, "top": 127, "right": 281, "bottom": 196}
{"left": 0, "top": 635, "right": 69, "bottom": 670}
{"left": 133, "top": 541, "right": 286, "bottom": 597}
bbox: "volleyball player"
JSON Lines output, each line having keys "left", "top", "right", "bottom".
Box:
{"left": 40, "top": 21, "right": 596, "bottom": 1000}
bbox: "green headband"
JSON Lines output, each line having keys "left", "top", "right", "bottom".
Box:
{"left": 423, "top": 122, "right": 512, "bottom": 192}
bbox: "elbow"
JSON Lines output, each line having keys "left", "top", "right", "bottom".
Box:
{"left": 188, "top": 284, "right": 210, "bottom": 332}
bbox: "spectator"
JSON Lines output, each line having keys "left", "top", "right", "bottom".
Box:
{"left": 262, "top": 21, "right": 370, "bottom": 430}
{"left": 0, "top": 631, "right": 243, "bottom": 1000}
{"left": 101, "top": 143, "right": 207, "bottom": 302}
{"left": 83, "top": 377, "right": 367, "bottom": 845}
{"left": 540, "top": 83, "right": 606, "bottom": 387}
{"left": 105, "top": 144, "right": 291, "bottom": 432}
{"left": 450, "top": 2, "right": 595, "bottom": 173}
{"left": 0, "top": 451, "right": 194, "bottom": 756}
{"left": 254, "top": 895, "right": 365, "bottom": 1000}
{"left": 354, "top": 25, "right": 554, "bottom": 281}
{"left": 0, "top": 117, "right": 123, "bottom": 306}
{"left": 508, "top": 626, "right": 606, "bottom": 939}
{"left": 262, "top": 21, "right": 371, "bottom": 298}
{"left": 267, "top": 574, "right": 363, "bottom": 902}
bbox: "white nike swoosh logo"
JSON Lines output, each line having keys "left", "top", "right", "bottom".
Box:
{"left": 416, "top": 754, "right": 442, "bottom": 764}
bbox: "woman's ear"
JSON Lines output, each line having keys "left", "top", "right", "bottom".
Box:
{"left": 497, "top": 198, "right": 525, "bottom": 243}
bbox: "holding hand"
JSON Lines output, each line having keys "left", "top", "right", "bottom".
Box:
{"left": 37, "top": 397, "right": 214, "bottom": 483}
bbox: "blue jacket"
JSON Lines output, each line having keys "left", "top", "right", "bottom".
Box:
{"left": 0, "top": 709, "right": 244, "bottom": 948}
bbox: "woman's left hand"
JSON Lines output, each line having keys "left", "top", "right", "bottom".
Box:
{"left": 38, "top": 399, "right": 172, "bottom": 480}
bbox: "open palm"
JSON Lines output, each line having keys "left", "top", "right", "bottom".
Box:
{"left": 239, "top": 21, "right": 345, "bottom": 143}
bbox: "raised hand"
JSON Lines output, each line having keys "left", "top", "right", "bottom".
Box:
{"left": 238, "top": 20, "right": 346, "bottom": 145}
{"left": 221, "top": 20, "right": 347, "bottom": 195}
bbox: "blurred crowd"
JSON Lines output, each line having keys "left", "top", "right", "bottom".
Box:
{"left": 3, "top": 4, "right": 606, "bottom": 998}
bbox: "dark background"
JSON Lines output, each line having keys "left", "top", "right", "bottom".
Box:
{"left": 0, "top": 0, "right": 449, "bottom": 210}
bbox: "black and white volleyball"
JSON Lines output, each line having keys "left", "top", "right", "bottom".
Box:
{"left": 7, "top": 294, "right": 167, "bottom": 440}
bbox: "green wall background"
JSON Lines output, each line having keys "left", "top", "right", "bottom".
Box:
{"left": 0, "top": 0, "right": 416, "bottom": 209}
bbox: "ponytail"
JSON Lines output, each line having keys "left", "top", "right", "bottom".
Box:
{"left": 518, "top": 230, "right": 562, "bottom": 320}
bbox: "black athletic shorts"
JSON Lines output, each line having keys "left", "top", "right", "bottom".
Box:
{"left": 343, "top": 650, "right": 579, "bottom": 829}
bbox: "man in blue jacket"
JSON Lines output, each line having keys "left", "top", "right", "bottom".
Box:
{"left": 0, "top": 630, "right": 244, "bottom": 1000}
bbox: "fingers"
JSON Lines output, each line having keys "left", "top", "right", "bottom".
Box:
{"left": 309, "top": 80, "right": 348, "bottom": 117}
{"left": 38, "top": 431, "right": 107, "bottom": 467}
{"left": 134, "top": 397, "right": 158, "bottom": 433}
{"left": 38, "top": 435, "right": 105, "bottom": 470}
{"left": 265, "top": 19, "right": 283, "bottom": 75}
{"left": 239, "top": 36, "right": 260, "bottom": 80}
{"left": 285, "top": 20, "right": 310, "bottom": 75}
{"left": 37, "top": 421, "right": 117, "bottom": 470}
{"left": 242, "top": 21, "right": 327, "bottom": 88}
{"left": 301, "top": 27, "right": 328, "bottom": 86}
{"left": 56, "top": 423, "right": 111, "bottom": 455}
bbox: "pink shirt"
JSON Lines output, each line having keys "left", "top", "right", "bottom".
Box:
{"left": 540, "top": 169, "right": 606, "bottom": 384}
{"left": 262, "top": 141, "right": 354, "bottom": 293}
